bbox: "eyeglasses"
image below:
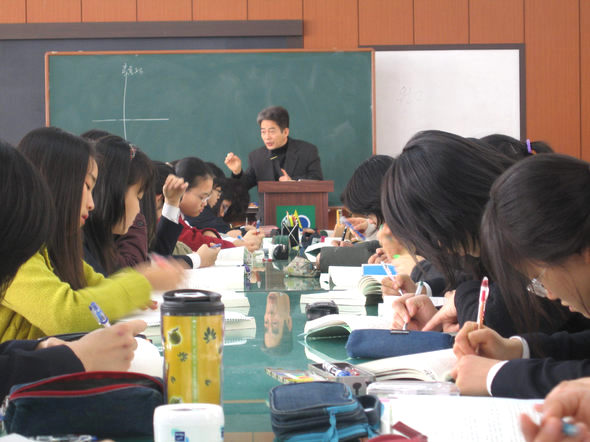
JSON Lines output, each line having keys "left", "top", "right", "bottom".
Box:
{"left": 527, "top": 268, "right": 548, "bottom": 298}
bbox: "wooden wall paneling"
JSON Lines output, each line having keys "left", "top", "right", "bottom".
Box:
{"left": 82, "top": 0, "right": 137, "bottom": 22}
{"left": 413, "top": 0, "right": 469, "bottom": 44}
{"left": 524, "top": 0, "right": 580, "bottom": 157}
{"left": 469, "top": 0, "right": 524, "bottom": 43}
{"left": 358, "top": 0, "right": 414, "bottom": 46}
{"left": 193, "top": 0, "right": 247, "bottom": 20}
{"left": 137, "top": 0, "right": 192, "bottom": 22}
{"left": 26, "top": 0, "right": 81, "bottom": 23}
{"left": 0, "top": 0, "right": 25, "bottom": 23}
{"left": 581, "top": 0, "right": 590, "bottom": 161}
{"left": 302, "top": 0, "right": 358, "bottom": 49}
{"left": 248, "top": 0, "right": 302, "bottom": 20}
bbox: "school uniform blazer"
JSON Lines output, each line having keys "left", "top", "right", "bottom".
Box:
{"left": 454, "top": 280, "right": 590, "bottom": 338}
{"left": 491, "top": 330, "right": 590, "bottom": 399}
{"left": 0, "top": 340, "right": 84, "bottom": 398}
{"left": 151, "top": 216, "right": 195, "bottom": 268}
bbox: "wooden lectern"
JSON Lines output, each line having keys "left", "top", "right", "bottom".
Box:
{"left": 258, "top": 180, "right": 334, "bottom": 229}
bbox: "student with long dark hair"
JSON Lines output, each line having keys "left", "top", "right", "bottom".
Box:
{"left": 382, "top": 131, "right": 588, "bottom": 338}
{"left": 175, "top": 156, "right": 262, "bottom": 252}
{"left": 0, "top": 127, "right": 182, "bottom": 342}
{"left": 83, "top": 135, "right": 155, "bottom": 275}
{"left": 452, "top": 154, "right": 590, "bottom": 399}
{"left": 0, "top": 139, "right": 147, "bottom": 398}
{"left": 316, "top": 155, "right": 394, "bottom": 272}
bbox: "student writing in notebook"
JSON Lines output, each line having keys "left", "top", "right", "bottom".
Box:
{"left": 380, "top": 131, "right": 589, "bottom": 338}
{"left": 316, "top": 155, "right": 393, "bottom": 272}
{"left": 82, "top": 135, "right": 155, "bottom": 275}
{"left": 149, "top": 161, "right": 219, "bottom": 269}
{"left": 175, "top": 156, "right": 262, "bottom": 252}
{"left": 0, "top": 127, "right": 183, "bottom": 342}
{"left": 451, "top": 154, "right": 590, "bottom": 399}
{"left": 0, "top": 139, "right": 147, "bottom": 398}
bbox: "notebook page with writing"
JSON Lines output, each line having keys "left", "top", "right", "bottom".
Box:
{"left": 383, "top": 395, "right": 541, "bottom": 441}
{"left": 357, "top": 348, "right": 456, "bottom": 382}
{"left": 215, "top": 246, "right": 245, "bottom": 266}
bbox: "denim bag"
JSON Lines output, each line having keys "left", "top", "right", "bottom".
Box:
{"left": 1, "top": 371, "right": 164, "bottom": 438}
{"left": 269, "top": 381, "right": 381, "bottom": 441}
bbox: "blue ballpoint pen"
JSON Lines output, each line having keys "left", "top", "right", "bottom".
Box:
{"left": 89, "top": 302, "right": 111, "bottom": 328}
{"left": 339, "top": 216, "right": 366, "bottom": 241}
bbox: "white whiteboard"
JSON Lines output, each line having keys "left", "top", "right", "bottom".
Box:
{"left": 375, "top": 48, "right": 522, "bottom": 156}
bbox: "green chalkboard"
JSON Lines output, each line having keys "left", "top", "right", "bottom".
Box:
{"left": 46, "top": 50, "right": 374, "bottom": 206}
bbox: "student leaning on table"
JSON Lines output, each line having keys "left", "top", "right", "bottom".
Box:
{"left": 0, "top": 127, "right": 183, "bottom": 343}
{"left": 0, "top": 139, "right": 147, "bottom": 398}
{"left": 451, "top": 154, "right": 590, "bottom": 399}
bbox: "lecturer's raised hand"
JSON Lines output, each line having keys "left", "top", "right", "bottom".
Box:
{"left": 224, "top": 152, "right": 242, "bottom": 175}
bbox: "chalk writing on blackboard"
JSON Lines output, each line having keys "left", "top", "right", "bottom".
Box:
{"left": 92, "top": 63, "right": 169, "bottom": 139}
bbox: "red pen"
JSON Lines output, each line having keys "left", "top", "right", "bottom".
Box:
{"left": 476, "top": 277, "right": 489, "bottom": 329}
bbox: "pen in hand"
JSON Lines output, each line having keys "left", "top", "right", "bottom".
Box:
{"left": 476, "top": 277, "right": 489, "bottom": 330}
{"left": 340, "top": 216, "right": 366, "bottom": 241}
{"left": 89, "top": 301, "right": 110, "bottom": 328}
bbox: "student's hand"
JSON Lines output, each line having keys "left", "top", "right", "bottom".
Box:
{"left": 65, "top": 320, "right": 147, "bottom": 372}
{"left": 226, "top": 229, "right": 242, "bottom": 238}
{"left": 197, "top": 244, "right": 220, "bottom": 267}
{"left": 279, "top": 169, "right": 292, "bottom": 181}
{"left": 224, "top": 152, "right": 242, "bottom": 175}
{"left": 521, "top": 415, "right": 589, "bottom": 442}
{"left": 422, "top": 291, "right": 459, "bottom": 332}
{"left": 136, "top": 258, "right": 184, "bottom": 292}
{"left": 329, "top": 240, "right": 354, "bottom": 247}
{"left": 162, "top": 174, "right": 188, "bottom": 207}
{"left": 453, "top": 321, "right": 524, "bottom": 360}
{"left": 449, "top": 354, "right": 498, "bottom": 396}
{"left": 346, "top": 217, "right": 369, "bottom": 233}
{"left": 521, "top": 379, "right": 590, "bottom": 442}
{"left": 390, "top": 294, "right": 437, "bottom": 330}
{"left": 381, "top": 274, "right": 415, "bottom": 295}
{"left": 237, "top": 230, "right": 263, "bottom": 252}
{"left": 368, "top": 248, "right": 390, "bottom": 264}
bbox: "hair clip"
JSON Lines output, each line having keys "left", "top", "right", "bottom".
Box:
{"left": 525, "top": 139, "right": 536, "bottom": 155}
{"left": 129, "top": 144, "right": 137, "bottom": 159}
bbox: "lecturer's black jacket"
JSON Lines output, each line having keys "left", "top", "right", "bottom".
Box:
{"left": 232, "top": 138, "right": 323, "bottom": 219}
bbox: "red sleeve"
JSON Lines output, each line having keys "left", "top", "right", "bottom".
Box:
{"left": 178, "top": 218, "right": 235, "bottom": 250}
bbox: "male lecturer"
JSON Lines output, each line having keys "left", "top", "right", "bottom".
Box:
{"left": 224, "top": 106, "right": 323, "bottom": 219}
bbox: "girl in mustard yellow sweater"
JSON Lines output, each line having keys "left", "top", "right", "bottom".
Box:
{"left": 0, "top": 127, "right": 183, "bottom": 342}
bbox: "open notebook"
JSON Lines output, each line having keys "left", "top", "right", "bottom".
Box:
{"left": 302, "top": 314, "right": 391, "bottom": 340}
{"left": 357, "top": 348, "right": 456, "bottom": 382}
{"left": 381, "top": 395, "right": 541, "bottom": 441}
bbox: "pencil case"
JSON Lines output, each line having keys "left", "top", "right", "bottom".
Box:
{"left": 269, "top": 381, "right": 381, "bottom": 441}
{"left": 1, "top": 371, "right": 164, "bottom": 437}
{"left": 345, "top": 329, "right": 454, "bottom": 359}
